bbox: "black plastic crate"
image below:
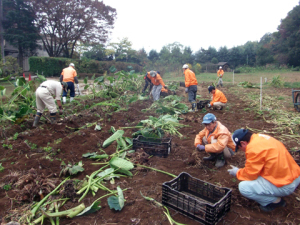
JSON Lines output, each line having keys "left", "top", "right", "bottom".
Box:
{"left": 132, "top": 135, "right": 171, "bottom": 158}
{"left": 197, "top": 100, "right": 210, "bottom": 110}
{"left": 162, "top": 172, "right": 232, "bottom": 225}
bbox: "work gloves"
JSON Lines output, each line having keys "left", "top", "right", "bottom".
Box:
{"left": 227, "top": 165, "right": 239, "bottom": 176}
{"left": 164, "top": 86, "right": 168, "bottom": 89}
{"left": 185, "top": 88, "right": 188, "bottom": 93}
{"left": 207, "top": 103, "right": 211, "bottom": 107}
{"left": 196, "top": 144, "right": 205, "bottom": 151}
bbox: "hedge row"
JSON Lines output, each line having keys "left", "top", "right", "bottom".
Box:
{"left": 29, "top": 57, "right": 143, "bottom": 77}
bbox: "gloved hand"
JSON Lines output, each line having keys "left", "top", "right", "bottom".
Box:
{"left": 59, "top": 109, "right": 63, "bottom": 115}
{"left": 77, "top": 84, "right": 80, "bottom": 89}
{"left": 196, "top": 144, "right": 205, "bottom": 151}
{"left": 227, "top": 165, "right": 239, "bottom": 176}
{"left": 164, "top": 86, "right": 167, "bottom": 89}
{"left": 207, "top": 103, "right": 211, "bottom": 107}
{"left": 185, "top": 88, "right": 188, "bottom": 93}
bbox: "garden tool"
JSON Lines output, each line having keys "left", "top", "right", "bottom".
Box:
{"left": 77, "top": 84, "right": 81, "bottom": 95}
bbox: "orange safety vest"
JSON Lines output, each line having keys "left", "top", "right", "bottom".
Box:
{"left": 194, "top": 121, "right": 235, "bottom": 153}
{"left": 217, "top": 69, "right": 224, "bottom": 77}
{"left": 61, "top": 66, "right": 77, "bottom": 83}
{"left": 210, "top": 89, "right": 227, "bottom": 105}
{"left": 237, "top": 134, "right": 300, "bottom": 187}
{"left": 184, "top": 69, "right": 198, "bottom": 87}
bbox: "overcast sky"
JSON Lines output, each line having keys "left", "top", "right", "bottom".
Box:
{"left": 104, "top": 0, "right": 299, "bottom": 53}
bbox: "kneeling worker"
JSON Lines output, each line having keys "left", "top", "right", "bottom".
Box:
{"left": 33, "top": 81, "right": 68, "bottom": 127}
{"left": 208, "top": 86, "right": 227, "bottom": 110}
{"left": 228, "top": 129, "right": 300, "bottom": 212}
{"left": 194, "top": 113, "right": 235, "bottom": 168}
{"left": 149, "top": 71, "right": 167, "bottom": 101}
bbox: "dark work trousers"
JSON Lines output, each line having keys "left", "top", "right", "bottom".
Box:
{"left": 63, "top": 82, "right": 75, "bottom": 97}
{"left": 188, "top": 85, "right": 197, "bottom": 103}
{"left": 142, "top": 79, "right": 153, "bottom": 93}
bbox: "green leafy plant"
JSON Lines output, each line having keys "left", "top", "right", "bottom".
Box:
{"left": 107, "top": 186, "right": 124, "bottom": 211}
{"left": 60, "top": 161, "right": 85, "bottom": 176}
{"left": 0, "top": 163, "right": 4, "bottom": 172}
{"left": 13, "top": 132, "right": 19, "bottom": 140}
{"left": 3, "top": 184, "right": 11, "bottom": 191}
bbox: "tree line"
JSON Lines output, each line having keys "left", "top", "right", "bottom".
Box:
{"left": 2, "top": 0, "right": 300, "bottom": 72}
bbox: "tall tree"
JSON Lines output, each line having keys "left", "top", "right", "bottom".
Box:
{"left": 148, "top": 49, "right": 159, "bottom": 62}
{"left": 276, "top": 3, "right": 300, "bottom": 66}
{"left": 108, "top": 37, "right": 133, "bottom": 62}
{"left": 30, "top": 0, "right": 116, "bottom": 58}
{"left": 3, "top": 0, "right": 40, "bottom": 68}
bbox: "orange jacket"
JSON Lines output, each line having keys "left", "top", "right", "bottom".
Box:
{"left": 144, "top": 72, "right": 152, "bottom": 81}
{"left": 150, "top": 74, "right": 165, "bottom": 87}
{"left": 210, "top": 89, "right": 227, "bottom": 105}
{"left": 236, "top": 134, "right": 300, "bottom": 187}
{"left": 217, "top": 69, "right": 224, "bottom": 78}
{"left": 194, "top": 121, "right": 235, "bottom": 153}
{"left": 184, "top": 69, "right": 198, "bottom": 87}
{"left": 61, "top": 66, "right": 77, "bottom": 83}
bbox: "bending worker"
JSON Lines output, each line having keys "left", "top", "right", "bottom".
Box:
{"left": 60, "top": 63, "right": 79, "bottom": 104}
{"left": 149, "top": 71, "right": 167, "bottom": 101}
{"left": 194, "top": 113, "right": 235, "bottom": 168}
{"left": 208, "top": 86, "right": 227, "bottom": 110}
{"left": 33, "top": 80, "right": 68, "bottom": 127}
{"left": 217, "top": 66, "right": 224, "bottom": 87}
{"left": 182, "top": 64, "right": 198, "bottom": 112}
{"left": 228, "top": 129, "right": 300, "bottom": 212}
{"left": 142, "top": 71, "right": 154, "bottom": 94}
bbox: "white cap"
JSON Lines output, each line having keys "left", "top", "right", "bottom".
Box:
{"left": 150, "top": 71, "right": 157, "bottom": 77}
{"left": 182, "top": 64, "right": 189, "bottom": 69}
{"left": 219, "top": 66, "right": 222, "bottom": 69}
{"left": 69, "top": 63, "right": 75, "bottom": 68}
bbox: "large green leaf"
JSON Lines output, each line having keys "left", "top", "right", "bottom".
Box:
{"left": 107, "top": 186, "right": 124, "bottom": 211}
{"left": 109, "top": 157, "right": 134, "bottom": 171}
{"left": 77, "top": 201, "right": 101, "bottom": 216}
{"left": 103, "top": 130, "right": 124, "bottom": 148}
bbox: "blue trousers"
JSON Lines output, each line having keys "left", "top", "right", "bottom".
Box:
{"left": 188, "top": 85, "right": 197, "bottom": 103}
{"left": 239, "top": 176, "right": 300, "bottom": 206}
{"left": 62, "top": 82, "right": 75, "bottom": 97}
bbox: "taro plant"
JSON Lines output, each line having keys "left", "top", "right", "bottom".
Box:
{"left": 83, "top": 74, "right": 105, "bottom": 99}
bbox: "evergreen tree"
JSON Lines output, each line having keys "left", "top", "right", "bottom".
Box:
{"left": 3, "top": 0, "right": 40, "bottom": 68}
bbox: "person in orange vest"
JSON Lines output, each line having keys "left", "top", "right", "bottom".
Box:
{"left": 60, "top": 63, "right": 79, "bottom": 104}
{"left": 194, "top": 113, "right": 235, "bottom": 168}
{"left": 142, "top": 71, "right": 154, "bottom": 94}
{"left": 228, "top": 129, "right": 300, "bottom": 212}
{"left": 208, "top": 86, "right": 227, "bottom": 110}
{"left": 217, "top": 66, "right": 224, "bottom": 87}
{"left": 182, "top": 64, "right": 198, "bottom": 112}
{"left": 149, "top": 71, "right": 167, "bottom": 101}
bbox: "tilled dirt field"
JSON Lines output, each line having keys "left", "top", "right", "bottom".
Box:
{"left": 0, "top": 83, "right": 299, "bottom": 225}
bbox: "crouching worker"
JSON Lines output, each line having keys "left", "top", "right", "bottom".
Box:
{"left": 33, "top": 81, "right": 68, "bottom": 127}
{"left": 228, "top": 129, "right": 300, "bottom": 212}
{"left": 208, "top": 86, "right": 227, "bottom": 110}
{"left": 149, "top": 71, "right": 168, "bottom": 101}
{"left": 194, "top": 113, "right": 235, "bottom": 168}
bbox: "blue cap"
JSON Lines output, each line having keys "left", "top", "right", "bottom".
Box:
{"left": 208, "top": 86, "right": 215, "bottom": 93}
{"left": 232, "top": 129, "right": 248, "bottom": 152}
{"left": 202, "top": 113, "right": 216, "bottom": 124}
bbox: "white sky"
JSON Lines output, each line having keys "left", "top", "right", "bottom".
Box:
{"left": 104, "top": 0, "right": 300, "bottom": 53}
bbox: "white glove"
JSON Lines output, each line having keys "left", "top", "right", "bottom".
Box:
{"left": 207, "top": 103, "right": 211, "bottom": 107}
{"left": 185, "top": 88, "right": 188, "bottom": 93}
{"left": 227, "top": 165, "right": 239, "bottom": 176}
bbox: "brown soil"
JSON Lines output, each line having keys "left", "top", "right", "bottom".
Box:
{"left": 0, "top": 83, "right": 300, "bottom": 225}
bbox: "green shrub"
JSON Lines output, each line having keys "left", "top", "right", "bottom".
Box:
{"left": 234, "top": 69, "right": 241, "bottom": 73}
{"left": 291, "top": 66, "right": 299, "bottom": 71}
{"left": 29, "top": 57, "right": 143, "bottom": 77}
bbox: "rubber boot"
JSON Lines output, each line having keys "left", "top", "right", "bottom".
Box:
{"left": 203, "top": 153, "right": 217, "bottom": 161}
{"left": 50, "top": 113, "right": 56, "bottom": 124}
{"left": 62, "top": 97, "right": 66, "bottom": 104}
{"left": 70, "top": 97, "right": 74, "bottom": 102}
{"left": 215, "top": 153, "right": 226, "bottom": 168}
{"left": 192, "top": 103, "right": 197, "bottom": 112}
{"left": 33, "top": 112, "right": 42, "bottom": 127}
